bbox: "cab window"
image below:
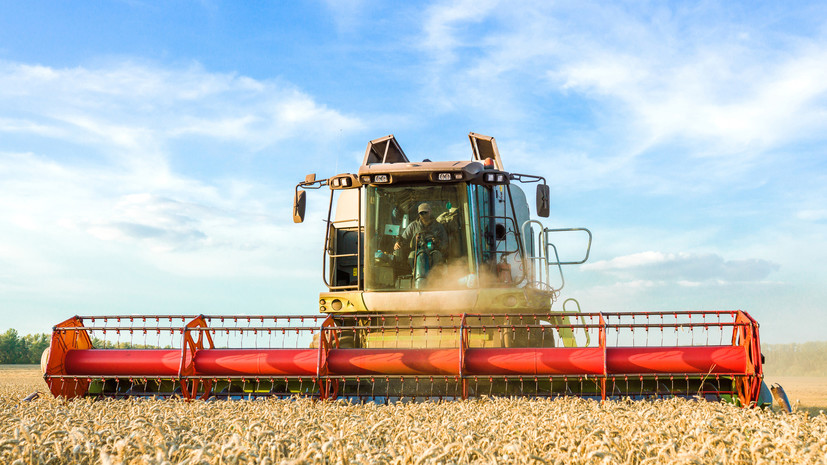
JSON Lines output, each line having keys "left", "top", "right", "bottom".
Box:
{"left": 365, "top": 184, "right": 474, "bottom": 290}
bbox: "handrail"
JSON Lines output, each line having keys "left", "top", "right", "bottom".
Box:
{"left": 543, "top": 227, "right": 592, "bottom": 265}
{"left": 519, "top": 222, "right": 592, "bottom": 294}
{"left": 520, "top": 219, "right": 546, "bottom": 289}
{"left": 322, "top": 189, "right": 363, "bottom": 291}
{"left": 562, "top": 298, "right": 591, "bottom": 346}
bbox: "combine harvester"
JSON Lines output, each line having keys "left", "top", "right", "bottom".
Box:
{"left": 42, "top": 133, "right": 771, "bottom": 406}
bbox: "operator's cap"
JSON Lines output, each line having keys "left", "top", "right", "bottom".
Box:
{"left": 417, "top": 203, "right": 432, "bottom": 214}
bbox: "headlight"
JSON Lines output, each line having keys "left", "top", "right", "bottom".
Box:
{"left": 329, "top": 174, "right": 360, "bottom": 189}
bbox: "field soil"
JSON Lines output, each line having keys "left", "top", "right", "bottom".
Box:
{"left": 0, "top": 364, "right": 41, "bottom": 392}
{"left": 764, "top": 375, "right": 827, "bottom": 414}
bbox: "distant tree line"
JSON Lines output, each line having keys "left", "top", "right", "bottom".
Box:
{"left": 763, "top": 341, "right": 827, "bottom": 377}
{"left": 0, "top": 330, "right": 164, "bottom": 364}
{"left": 0, "top": 329, "right": 50, "bottom": 364}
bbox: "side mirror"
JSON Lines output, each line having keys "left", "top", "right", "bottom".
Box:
{"left": 293, "top": 189, "right": 307, "bottom": 223}
{"left": 536, "top": 184, "right": 550, "bottom": 218}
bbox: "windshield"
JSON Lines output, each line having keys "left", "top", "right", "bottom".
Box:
{"left": 365, "top": 184, "right": 475, "bottom": 290}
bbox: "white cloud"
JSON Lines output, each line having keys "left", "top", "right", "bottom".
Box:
{"left": 421, "top": 0, "right": 500, "bottom": 63}
{"left": 554, "top": 41, "right": 827, "bottom": 153}
{"left": 0, "top": 59, "right": 359, "bottom": 299}
{"left": 0, "top": 149, "right": 322, "bottom": 282}
{"left": 797, "top": 209, "right": 827, "bottom": 221}
{"left": 321, "top": 0, "right": 371, "bottom": 34}
{"left": 0, "top": 60, "right": 363, "bottom": 155}
{"left": 583, "top": 251, "right": 780, "bottom": 286}
{"left": 416, "top": 1, "right": 827, "bottom": 191}
{"left": 584, "top": 251, "right": 668, "bottom": 270}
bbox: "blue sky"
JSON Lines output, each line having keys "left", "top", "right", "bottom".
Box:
{"left": 1, "top": 1, "right": 826, "bottom": 343}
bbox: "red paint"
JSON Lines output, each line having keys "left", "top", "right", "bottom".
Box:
{"left": 62, "top": 346, "right": 747, "bottom": 378}
{"left": 327, "top": 349, "right": 459, "bottom": 375}
{"left": 65, "top": 349, "right": 180, "bottom": 376}
{"left": 194, "top": 349, "right": 318, "bottom": 376}
{"left": 465, "top": 348, "right": 605, "bottom": 375}
{"left": 606, "top": 346, "right": 746, "bottom": 374}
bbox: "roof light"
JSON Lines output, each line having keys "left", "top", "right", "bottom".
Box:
{"left": 437, "top": 172, "right": 452, "bottom": 181}
{"left": 361, "top": 175, "right": 371, "bottom": 183}
{"left": 374, "top": 174, "right": 389, "bottom": 183}
{"left": 329, "top": 174, "right": 360, "bottom": 190}
{"left": 483, "top": 158, "right": 495, "bottom": 169}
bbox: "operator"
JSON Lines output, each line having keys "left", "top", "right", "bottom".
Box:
{"left": 394, "top": 202, "right": 448, "bottom": 271}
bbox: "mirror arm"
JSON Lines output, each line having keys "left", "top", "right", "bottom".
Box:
{"left": 509, "top": 173, "right": 547, "bottom": 185}
{"left": 298, "top": 178, "right": 329, "bottom": 190}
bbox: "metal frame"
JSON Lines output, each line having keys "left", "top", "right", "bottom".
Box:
{"left": 521, "top": 221, "right": 593, "bottom": 293}
{"left": 44, "top": 310, "right": 764, "bottom": 406}
{"left": 322, "top": 188, "right": 364, "bottom": 291}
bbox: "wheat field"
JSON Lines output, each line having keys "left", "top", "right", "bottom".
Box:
{"left": 2, "top": 366, "right": 826, "bottom": 464}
